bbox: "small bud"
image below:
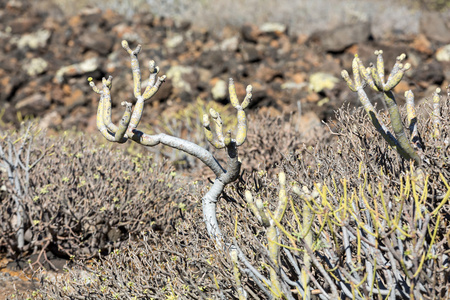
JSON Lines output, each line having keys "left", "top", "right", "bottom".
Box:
{"left": 149, "top": 60, "right": 156, "bottom": 72}
{"left": 224, "top": 130, "right": 231, "bottom": 145}
{"left": 397, "top": 53, "right": 406, "bottom": 61}
{"left": 203, "top": 114, "right": 210, "bottom": 127}
{"left": 209, "top": 108, "right": 218, "bottom": 118}
{"left": 374, "top": 50, "right": 383, "bottom": 55}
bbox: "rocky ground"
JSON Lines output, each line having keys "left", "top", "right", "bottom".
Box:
{"left": 0, "top": 0, "right": 449, "bottom": 136}
{"left": 0, "top": 0, "right": 449, "bottom": 297}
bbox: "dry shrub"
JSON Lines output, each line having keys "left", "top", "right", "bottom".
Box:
{"left": 6, "top": 42, "right": 450, "bottom": 298}
{"left": 24, "top": 94, "right": 450, "bottom": 299}
{"left": 24, "top": 214, "right": 242, "bottom": 299}
{"left": 0, "top": 131, "right": 190, "bottom": 262}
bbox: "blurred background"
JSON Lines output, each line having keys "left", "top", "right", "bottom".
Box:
{"left": 0, "top": 0, "right": 449, "bottom": 137}
{"left": 47, "top": 0, "right": 449, "bottom": 37}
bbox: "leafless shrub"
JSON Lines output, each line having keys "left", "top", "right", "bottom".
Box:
{"left": 1, "top": 130, "right": 189, "bottom": 265}
{"left": 0, "top": 124, "right": 50, "bottom": 255}
{"left": 24, "top": 215, "right": 243, "bottom": 299}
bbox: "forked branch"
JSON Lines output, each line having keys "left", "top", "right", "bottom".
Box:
{"left": 88, "top": 40, "right": 259, "bottom": 290}
{"left": 342, "top": 51, "right": 423, "bottom": 165}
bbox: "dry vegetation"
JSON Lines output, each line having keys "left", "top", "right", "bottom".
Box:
{"left": 1, "top": 38, "right": 449, "bottom": 300}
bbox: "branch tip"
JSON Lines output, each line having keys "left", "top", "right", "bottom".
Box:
{"left": 209, "top": 108, "right": 219, "bottom": 119}
{"left": 397, "top": 53, "right": 406, "bottom": 61}
{"left": 202, "top": 114, "right": 210, "bottom": 127}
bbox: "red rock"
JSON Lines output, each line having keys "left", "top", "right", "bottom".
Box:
{"left": 346, "top": 44, "right": 359, "bottom": 55}
{"left": 410, "top": 34, "right": 433, "bottom": 55}
{"left": 63, "top": 89, "right": 84, "bottom": 108}
{"left": 296, "top": 34, "right": 309, "bottom": 45}
{"left": 68, "top": 15, "right": 83, "bottom": 30}
{"left": 255, "top": 64, "right": 283, "bottom": 83}
{"left": 292, "top": 73, "right": 307, "bottom": 84}
{"left": 305, "top": 92, "right": 320, "bottom": 103}
{"left": 393, "top": 81, "right": 410, "bottom": 95}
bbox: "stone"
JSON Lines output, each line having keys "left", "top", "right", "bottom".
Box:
{"left": 9, "top": 17, "right": 39, "bottom": 34}
{"left": 112, "top": 23, "right": 141, "bottom": 43}
{"left": 393, "top": 81, "right": 410, "bottom": 95}
{"left": 420, "top": 11, "right": 450, "bottom": 43}
{"left": 0, "top": 75, "right": 23, "bottom": 103}
{"left": 23, "top": 57, "right": 48, "bottom": 76}
{"left": 211, "top": 79, "right": 227, "bottom": 100}
{"left": 436, "top": 45, "right": 450, "bottom": 62}
{"left": 198, "top": 50, "right": 226, "bottom": 76}
{"left": 241, "top": 23, "right": 260, "bottom": 43}
{"left": 39, "top": 111, "right": 62, "bottom": 130}
{"left": 165, "top": 65, "right": 198, "bottom": 94}
{"left": 255, "top": 64, "right": 283, "bottom": 83}
{"left": 240, "top": 44, "right": 261, "bottom": 62}
{"left": 79, "top": 32, "right": 114, "bottom": 55}
{"left": 311, "top": 22, "right": 371, "bottom": 53}
{"left": 15, "top": 93, "right": 50, "bottom": 116}
{"left": 413, "top": 60, "right": 445, "bottom": 86}
{"left": 54, "top": 57, "right": 100, "bottom": 83}
{"left": 12, "top": 29, "right": 51, "bottom": 49}
{"left": 79, "top": 7, "right": 103, "bottom": 25}
{"left": 259, "top": 22, "right": 287, "bottom": 35}
{"left": 165, "top": 34, "right": 184, "bottom": 49}
{"left": 257, "top": 106, "right": 281, "bottom": 118}
{"left": 62, "top": 88, "right": 84, "bottom": 109}
{"left": 220, "top": 36, "right": 239, "bottom": 52}
{"left": 410, "top": 34, "right": 433, "bottom": 55}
